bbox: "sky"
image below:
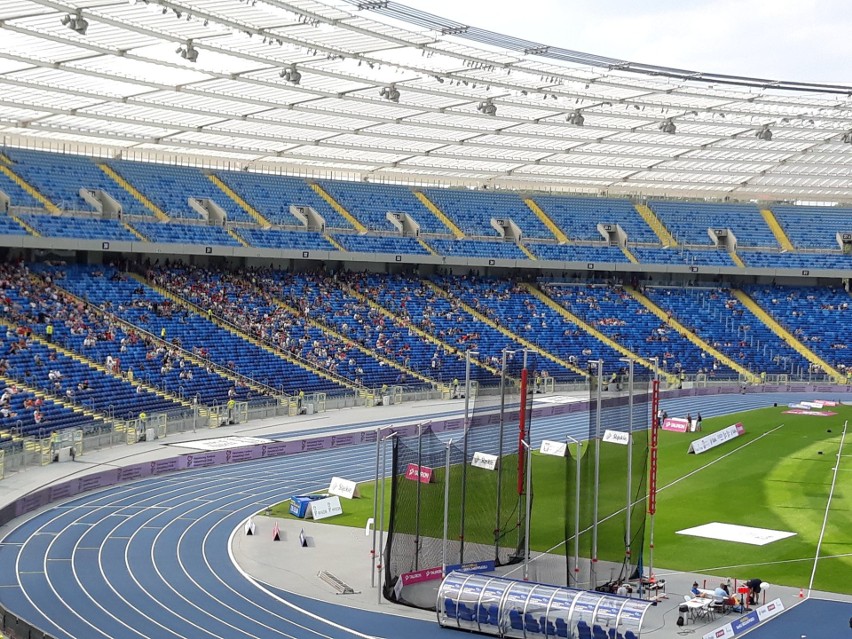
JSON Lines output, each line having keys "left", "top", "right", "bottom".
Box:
{"left": 400, "top": 0, "right": 852, "bottom": 85}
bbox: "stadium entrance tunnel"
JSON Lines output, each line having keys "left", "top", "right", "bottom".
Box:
{"left": 437, "top": 572, "right": 651, "bottom": 638}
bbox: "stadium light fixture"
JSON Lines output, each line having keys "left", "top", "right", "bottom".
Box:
{"left": 379, "top": 84, "right": 400, "bottom": 103}
{"left": 477, "top": 98, "right": 497, "bottom": 116}
{"left": 176, "top": 40, "right": 199, "bottom": 63}
{"left": 756, "top": 124, "right": 773, "bottom": 141}
{"left": 843, "top": 131, "right": 852, "bottom": 144}
{"left": 567, "top": 109, "right": 584, "bottom": 126}
{"left": 61, "top": 9, "right": 88, "bottom": 35}
{"left": 659, "top": 119, "right": 676, "bottom": 134}
{"left": 279, "top": 63, "right": 302, "bottom": 84}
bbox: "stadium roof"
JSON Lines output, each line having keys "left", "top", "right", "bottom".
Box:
{"left": 2, "top": 0, "right": 852, "bottom": 200}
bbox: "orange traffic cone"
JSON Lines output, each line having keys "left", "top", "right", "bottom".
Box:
{"left": 798, "top": 588, "right": 804, "bottom": 598}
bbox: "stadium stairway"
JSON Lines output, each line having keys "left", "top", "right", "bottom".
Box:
{"left": 271, "top": 296, "right": 436, "bottom": 388}
{"left": 226, "top": 228, "right": 249, "bottom": 247}
{"left": 135, "top": 274, "right": 362, "bottom": 393}
{"left": 625, "top": 286, "right": 760, "bottom": 383}
{"left": 308, "top": 183, "right": 367, "bottom": 232}
{"left": 412, "top": 191, "right": 465, "bottom": 238}
{"left": 634, "top": 203, "right": 677, "bottom": 247}
{"left": 341, "top": 282, "right": 496, "bottom": 385}
{"left": 760, "top": 208, "right": 795, "bottom": 251}
{"left": 731, "top": 289, "right": 845, "bottom": 382}
{"left": 523, "top": 198, "right": 570, "bottom": 243}
{"left": 0, "top": 317, "right": 192, "bottom": 411}
{"left": 518, "top": 243, "right": 537, "bottom": 260}
{"left": 51, "top": 283, "right": 279, "bottom": 400}
{"left": 523, "top": 283, "right": 677, "bottom": 385}
{"left": 325, "top": 234, "right": 346, "bottom": 252}
{"left": 98, "top": 164, "right": 170, "bottom": 221}
{"left": 0, "top": 151, "right": 10, "bottom": 165}
{"left": 417, "top": 238, "right": 438, "bottom": 255}
{"left": 9, "top": 214, "right": 39, "bottom": 236}
{"left": 0, "top": 163, "right": 60, "bottom": 214}
{"left": 422, "top": 280, "right": 588, "bottom": 379}
{"left": 0, "top": 372, "right": 109, "bottom": 431}
{"left": 207, "top": 174, "right": 272, "bottom": 227}
{"left": 729, "top": 251, "right": 746, "bottom": 268}
{"left": 122, "top": 221, "right": 147, "bottom": 241}
{"left": 620, "top": 246, "right": 638, "bottom": 263}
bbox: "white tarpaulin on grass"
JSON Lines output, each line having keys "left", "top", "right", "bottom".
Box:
{"left": 676, "top": 522, "right": 796, "bottom": 546}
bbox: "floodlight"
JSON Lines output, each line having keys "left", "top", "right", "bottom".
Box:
{"left": 280, "top": 64, "right": 301, "bottom": 85}
{"left": 177, "top": 40, "right": 198, "bottom": 62}
{"left": 659, "top": 119, "right": 676, "bottom": 134}
{"left": 567, "top": 110, "right": 584, "bottom": 126}
{"left": 61, "top": 10, "right": 87, "bottom": 35}
{"left": 477, "top": 98, "right": 497, "bottom": 116}
{"left": 756, "top": 125, "right": 773, "bottom": 141}
{"left": 842, "top": 131, "right": 852, "bottom": 144}
{"left": 380, "top": 85, "right": 400, "bottom": 103}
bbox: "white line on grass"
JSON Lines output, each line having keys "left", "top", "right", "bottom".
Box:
{"left": 807, "top": 419, "right": 847, "bottom": 596}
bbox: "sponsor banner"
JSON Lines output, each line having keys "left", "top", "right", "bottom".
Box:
{"left": 754, "top": 598, "right": 784, "bottom": 621}
{"left": 782, "top": 409, "right": 836, "bottom": 416}
{"left": 730, "top": 611, "right": 760, "bottom": 634}
{"left": 310, "top": 496, "right": 343, "bottom": 521}
{"left": 703, "top": 624, "right": 734, "bottom": 639}
{"left": 688, "top": 423, "right": 744, "bottom": 455}
{"left": 471, "top": 452, "right": 498, "bottom": 470}
{"left": 787, "top": 402, "right": 809, "bottom": 409}
{"left": 540, "top": 439, "right": 567, "bottom": 457}
{"left": 701, "top": 598, "right": 783, "bottom": 639}
{"left": 602, "top": 430, "right": 630, "bottom": 445}
{"left": 405, "top": 463, "right": 433, "bottom": 483}
{"left": 328, "top": 476, "right": 360, "bottom": 499}
{"left": 813, "top": 399, "right": 838, "bottom": 407}
{"left": 400, "top": 566, "right": 444, "bottom": 586}
{"left": 445, "top": 560, "right": 495, "bottom": 575}
{"left": 662, "top": 417, "right": 689, "bottom": 432}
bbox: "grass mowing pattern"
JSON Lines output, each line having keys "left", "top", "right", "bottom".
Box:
{"left": 268, "top": 403, "right": 851, "bottom": 593}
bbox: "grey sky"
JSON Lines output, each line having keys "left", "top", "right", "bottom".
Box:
{"left": 400, "top": 0, "right": 851, "bottom": 84}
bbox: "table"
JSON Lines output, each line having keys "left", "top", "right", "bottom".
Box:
{"left": 685, "top": 597, "right": 713, "bottom": 622}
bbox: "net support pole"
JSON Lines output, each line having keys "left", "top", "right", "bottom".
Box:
{"left": 459, "top": 349, "right": 478, "bottom": 564}
{"left": 517, "top": 349, "right": 529, "bottom": 551}
{"left": 415, "top": 422, "right": 423, "bottom": 570}
{"left": 377, "top": 432, "right": 395, "bottom": 604}
{"left": 371, "top": 426, "right": 382, "bottom": 589}
{"left": 588, "top": 358, "right": 603, "bottom": 588}
{"left": 442, "top": 438, "right": 453, "bottom": 576}
{"left": 521, "top": 438, "right": 532, "bottom": 581}
{"left": 619, "top": 358, "right": 635, "bottom": 569}
{"left": 566, "top": 435, "right": 582, "bottom": 588}
{"left": 495, "top": 349, "right": 511, "bottom": 563}
{"left": 648, "top": 358, "right": 660, "bottom": 590}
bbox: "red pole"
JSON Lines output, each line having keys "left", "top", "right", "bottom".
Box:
{"left": 517, "top": 367, "right": 528, "bottom": 494}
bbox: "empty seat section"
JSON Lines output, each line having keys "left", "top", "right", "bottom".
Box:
{"left": 333, "top": 234, "right": 429, "bottom": 255}
{"left": 0, "top": 169, "right": 42, "bottom": 209}
{"left": 632, "top": 247, "right": 735, "bottom": 266}
{"left": 542, "top": 283, "right": 733, "bottom": 377}
{"left": 269, "top": 271, "right": 489, "bottom": 384}
{"left": 367, "top": 274, "right": 578, "bottom": 381}
{"left": 214, "top": 171, "right": 351, "bottom": 228}
{"left": 437, "top": 276, "right": 624, "bottom": 370}
{"left": 156, "top": 266, "right": 398, "bottom": 387}
{"left": 50, "top": 265, "right": 346, "bottom": 396}
{"left": 20, "top": 214, "right": 137, "bottom": 241}
{"left": 739, "top": 251, "right": 852, "bottom": 269}
{"left": 0, "top": 215, "right": 27, "bottom": 235}
{"left": 771, "top": 205, "right": 852, "bottom": 250}
{"left": 532, "top": 196, "right": 658, "bottom": 243}
{"left": 0, "top": 383, "right": 98, "bottom": 438}
{"left": 529, "top": 244, "right": 629, "bottom": 262}
{"left": 744, "top": 285, "right": 852, "bottom": 374}
{"left": 649, "top": 201, "right": 774, "bottom": 247}
{"left": 3, "top": 148, "right": 149, "bottom": 215}
{"left": 423, "top": 188, "right": 552, "bottom": 238}
{"left": 131, "top": 221, "right": 240, "bottom": 246}
{"left": 237, "top": 228, "right": 334, "bottom": 250}
{"left": 429, "top": 238, "right": 528, "bottom": 259}
{"left": 107, "top": 161, "right": 249, "bottom": 221}
{"left": 319, "top": 180, "right": 443, "bottom": 233}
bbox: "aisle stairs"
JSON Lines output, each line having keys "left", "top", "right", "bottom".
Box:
{"left": 208, "top": 174, "right": 272, "bottom": 227}
{"left": 524, "top": 198, "right": 570, "bottom": 243}
{"left": 760, "top": 208, "right": 795, "bottom": 252}
{"left": 99, "top": 164, "right": 170, "bottom": 221}
{"left": 0, "top": 164, "right": 60, "bottom": 214}
{"left": 309, "top": 183, "right": 367, "bottom": 233}
{"left": 634, "top": 203, "right": 677, "bottom": 247}
{"left": 625, "top": 287, "right": 759, "bottom": 382}
{"left": 413, "top": 191, "right": 465, "bottom": 238}
{"left": 731, "top": 289, "right": 844, "bottom": 382}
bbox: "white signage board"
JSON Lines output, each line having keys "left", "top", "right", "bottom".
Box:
{"left": 471, "top": 452, "right": 498, "bottom": 471}
{"left": 328, "top": 476, "right": 360, "bottom": 499}
{"left": 539, "top": 440, "right": 567, "bottom": 457}
{"left": 687, "top": 423, "right": 744, "bottom": 455}
{"left": 310, "top": 496, "right": 343, "bottom": 521}
{"left": 602, "top": 430, "right": 630, "bottom": 445}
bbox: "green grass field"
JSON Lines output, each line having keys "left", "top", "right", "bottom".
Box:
{"left": 270, "top": 403, "right": 851, "bottom": 593}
